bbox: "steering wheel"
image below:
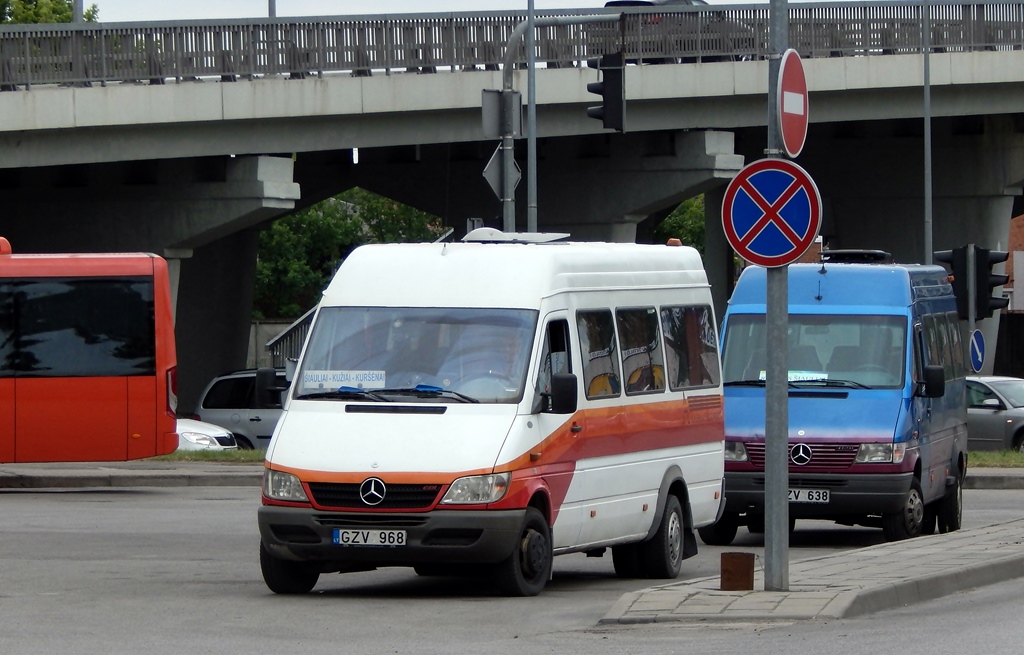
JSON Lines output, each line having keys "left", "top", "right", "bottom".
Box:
{"left": 853, "top": 364, "right": 889, "bottom": 374}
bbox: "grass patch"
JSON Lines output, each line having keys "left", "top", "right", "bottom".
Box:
{"left": 150, "top": 447, "right": 1024, "bottom": 468}
{"left": 970, "top": 450, "right": 1024, "bottom": 468}
{"left": 153, "top": 449, "right": 267, "bottom": 463}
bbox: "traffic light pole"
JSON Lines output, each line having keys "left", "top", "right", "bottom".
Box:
{"left": 500, "top": 14, "right": 620, "bottom": 232}
{"left": 967, "top": 243, "right": 977, "bottom": 337}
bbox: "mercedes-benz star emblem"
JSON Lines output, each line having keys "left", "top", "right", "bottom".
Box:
{"left": 790, "top": 443, "right": 813, "bottom": 466}
{"left": 359, "top": 477, "right": 386, "bottom": 506}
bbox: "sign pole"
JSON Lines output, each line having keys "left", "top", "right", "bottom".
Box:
{"left": 764, "top": 0, "right": 790, "bottom": 593}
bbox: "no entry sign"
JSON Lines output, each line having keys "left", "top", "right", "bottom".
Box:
{"left": 721, "top": 158, "right": 822, "bottom": 268}
{"left": 778, "top": 49, "right": 808, "bottom": 158}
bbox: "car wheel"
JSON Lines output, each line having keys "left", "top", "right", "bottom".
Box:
{"left": 937, "top": 470, "right": 963, "bottom": 533}
{"left": 492, "top": 507, "right": 551, "bottom": 597}
{"left": 698, "top": 512, "right": 739, "bottom": 546}
{"left": 260, "top": 541, "right": 319, "bottom": 594}
{"left": 235, "top": 435, "right": 255, "bottom": 450}
{"left": 639, "top": 495, "right": 684, "bottom": 579}
{"left": 1013, "top": 431, "right": 1024, "bottom": 453}
{"left": 882, "top": 479, "right": 925, "bottom": 541}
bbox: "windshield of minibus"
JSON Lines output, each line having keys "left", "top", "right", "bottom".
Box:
{"left": 722, "top": 314, "right": 907, "bottom": 389}
{"left": 296, "top": 307, "right": 538, "bottom": 404}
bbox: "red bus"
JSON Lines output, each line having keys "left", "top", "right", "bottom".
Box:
{"left": 0, "top": 237, "right": 178, "bottom": 462}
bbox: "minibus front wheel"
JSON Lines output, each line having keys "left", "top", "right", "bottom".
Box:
{"left": 260, "top": 542, "right": 320, "bottom": 594}
{"left": 493, "top": 507, "right": 552, "bottom": 597}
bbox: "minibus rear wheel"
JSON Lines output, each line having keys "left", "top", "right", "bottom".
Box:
{"left": 639, "top": 495, "right": 684, "bottom": 579}
{"left": 493, "top": 507, "right": 552, "bottom": 597}
{"left": 260, "top": 542, "right": 320, "bottom": 594}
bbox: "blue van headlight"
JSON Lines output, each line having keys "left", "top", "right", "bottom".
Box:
{"left": 441, "top": 473, "right": 510, "bottom": 504}
{"left": 855, "top": 443, "right": 906, "bottom": 464}
{"left": 724, "top": 441, "right": 748, "bottom": 462}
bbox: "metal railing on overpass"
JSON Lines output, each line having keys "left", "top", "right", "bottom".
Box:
{"left": 0, "top": 0, "right": 1021, "bottom": 89}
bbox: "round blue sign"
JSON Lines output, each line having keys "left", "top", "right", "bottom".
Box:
{"left": 970, "top": 329, "right": 985, "bottom": 373}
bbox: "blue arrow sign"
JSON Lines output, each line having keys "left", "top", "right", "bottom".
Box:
{"left": 970, "top": 329, "right": 985, "bottom": 373}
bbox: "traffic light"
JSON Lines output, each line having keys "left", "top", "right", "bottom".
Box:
{"left": 934, "top": 246, "right": 969, "bottom": 320}
{"left": 974, "top": 247, "right": 1009, "bottom": 319}
{"left": 586, "top": 52, "right": 625, "bottom": 132}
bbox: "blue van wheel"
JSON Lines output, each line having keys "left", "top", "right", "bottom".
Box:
{"left": 937, "top": 472, "right": 963, "bottom": 533}
{"left": 882, "top": 479, "right": 924, "bottom": 541}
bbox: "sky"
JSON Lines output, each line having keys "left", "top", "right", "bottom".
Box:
{"left": 93, "top": 1, "right": 773, "bottom": 23}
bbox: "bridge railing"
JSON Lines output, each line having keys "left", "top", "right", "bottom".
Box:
{"left": 0, "top": 1, "right": 1021, "bottom": 89}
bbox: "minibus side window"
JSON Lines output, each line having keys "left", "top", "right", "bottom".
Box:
{"left": 577, "top": 309, "right": 621, "bottom": 400}
{"left": 616, "top": 307, "right": 665, "bottom": 396}
{"left": 661, "top": 305, "right": 721, "bottom": 390}
{"left": 536, "top": 319, "right": 571, "bottom": 401}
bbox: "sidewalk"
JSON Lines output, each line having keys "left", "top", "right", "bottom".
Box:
{"left": 2, "top": 460, "right": 1023, "bottom": 624}
{"left": 0, "top": 459, "right": 264, "bottom": 489}
{"left": 603, "top": 518, "right": 1024, "bottom": 623}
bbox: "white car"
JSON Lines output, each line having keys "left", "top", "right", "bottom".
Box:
{"left": 176, "top": 418, "right": 238, "bottom": 451}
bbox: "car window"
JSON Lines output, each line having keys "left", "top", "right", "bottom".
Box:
{"left": 967, "top": 381, "right": 997, "bottom": 408}
{"left": 202, "top": 377, "right": 253, "bottom": 409}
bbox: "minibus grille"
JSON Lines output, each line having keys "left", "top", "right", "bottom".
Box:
{"left": 744, "top": 443, "right": 859, "bottom": 470}
{"left": 307, "top": 482, "right": 442, "bottom": 509}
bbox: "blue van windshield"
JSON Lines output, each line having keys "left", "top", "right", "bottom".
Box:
{"left": 723, "top": 314, "right": 907, "bottom": 389}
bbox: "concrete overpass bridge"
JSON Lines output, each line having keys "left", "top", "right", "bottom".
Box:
{"left": 2, "top": 0, "right": 1024, "bottom": 410}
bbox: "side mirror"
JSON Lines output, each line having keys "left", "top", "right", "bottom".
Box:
{"left": 548, "top": 373, "right": 578, "bottom": 414}
{"left": 255, "top": 367, "right": 284, "bottom": 409}
{"left": 981, "top": 398, "right": 1002, "bottom": 409}
{"left": 919, "top": 364, "right": 945, "bottom": 398}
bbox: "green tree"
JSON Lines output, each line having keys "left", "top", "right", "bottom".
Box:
{"left": 253, "top": 190, "right": 444, "bottom": 319}
{"left": 654, "top": 195, "right": 705, "bottom": 254}
{"left": 2, "top": 0, "right": 98, "bottom": 23}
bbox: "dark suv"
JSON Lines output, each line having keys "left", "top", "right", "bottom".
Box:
{"left": 193, "top": 369, "right": 289, "bottom": 450}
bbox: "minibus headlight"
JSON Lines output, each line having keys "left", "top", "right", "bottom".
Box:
{"left": 724, "top": 441, "right": 748, "bottom": 462}
{"left": 263, "top": 469, "right": 309, "bottom": 502}
{"left": 855, "top": 443, "right": 906, "bottom": 464}
{"left": 441, "top": 473, "right": 510, "bottom": 504}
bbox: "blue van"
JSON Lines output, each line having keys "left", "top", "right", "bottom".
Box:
{"left": 701, "top": 250, "right": 968, "bottom": 545}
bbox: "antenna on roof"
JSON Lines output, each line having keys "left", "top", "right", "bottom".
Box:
{"left": 819, "top": 249, "right": 893, "bottom": 264}
{"left": 461, "top": 228, "right": 570, "bottom": 244}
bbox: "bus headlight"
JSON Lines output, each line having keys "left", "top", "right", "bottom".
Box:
{"left": 263, "top": 469, "right": 309, "bottom": 502}
{"left": 441, "top": 473, "right": 510, "bottom": 504}
{"left": 855, "top": 442, "right": 906, "bottom": 464}
{"left": 725, "top": 441, "right": 749, "bottom": 462}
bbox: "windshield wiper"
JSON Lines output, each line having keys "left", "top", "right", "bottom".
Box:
{"left": 295, "top": 386, "right": 389, "bottom": 402}
{"left": 793, "top": 378, "right": 871, "bottom": 389}
{"left": 724, "top": 379, "right": 803, "bottom": 389}
{"left": 377, "top": 384, "right": 479, "bottom": 403}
